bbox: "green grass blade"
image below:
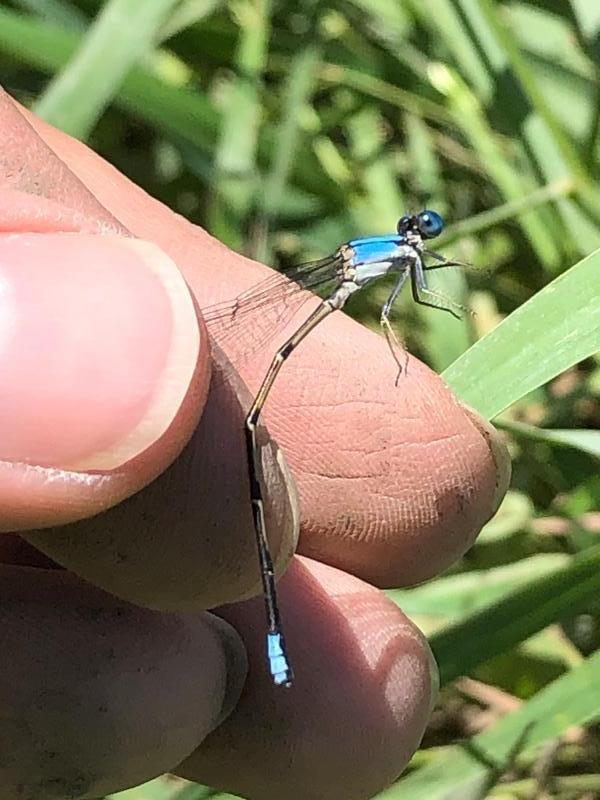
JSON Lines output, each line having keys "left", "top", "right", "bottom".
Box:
{"left": 430, "top": 545, "right": 600, "bottom": 686}
{"left": 377, "top": 648, "right": 600, "bottom": 799}
{"left": 347, "top": 105, "right": 404, "bottom": 231}
{"left": 498, "top": 420, "right": 600, "bottom": 459}
{"left": 0, "top": 8, "right": 337, "bottom": 204}
{"left": 215, "top": 0, "right": 271, "bottom": 176}
{"left": 404, "top": 112, "right": 442, "bottom": 200}
{"left": 570, "top": 2, "right": 600, "bottom": 37}
{"left": 472, "top": 0, "right": 600, "bottom": 257}
{"left": 34, "top": 0, "right": 180, "bottom": 138}
{"left": 0, "top": 8, "right": 220, "bottom": 150}
{"left": 260, "top": 42, "right": 321, "bottom": 223}
{"left": 316, "top": 63, "right": 455, "bottom": 126}
{"left": 497, "top": 776, "right": 600, "bottom": 797}
{"left": 428, "top": 62, "right": 561, "bottom": 267}
{"left": 12, "top": 0, "right": 87, "bottom": 30}
{"left": 407, "top": 0, "right": 564, "bottom": 267}
{"left": 158, "top": 0, "right": 222, "bottom": 41}
{"left": 208, "top": 0, "right": 272, "bottom": 247}
{"left": 438, "top": 177, "right": 575, "bottom": 247}
{"left": 105, "top": 777, "right": 218, "bottom": 799}
{"left": 387, "top": 554, "right": 568, "bottom": 621}
{"left": 348, "top": 0, "right": 410, "bottom": 40}
{"left": 443, "top": 249, "right": 600, "bottom": 420}
{"left": 475, "top": 0, "right": 588, "bottom": 186}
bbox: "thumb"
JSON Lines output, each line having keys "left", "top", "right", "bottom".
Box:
{"left": 0, "top": 231, "right": 207, "bottom": 530}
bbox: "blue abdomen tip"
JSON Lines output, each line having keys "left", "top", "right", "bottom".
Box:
{"left": 267, "top": 632, "right": 293, "bottom": 687}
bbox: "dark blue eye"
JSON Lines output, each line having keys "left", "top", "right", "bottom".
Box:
{"left": 417, "top": 210, "right": 444, "bottom": 239}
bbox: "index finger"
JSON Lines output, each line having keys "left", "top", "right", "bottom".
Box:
{"left": 20, "top": 96, "right": 509, "bottom": 595}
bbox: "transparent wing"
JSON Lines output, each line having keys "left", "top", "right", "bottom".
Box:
{"left": 201, "top": 254, "right": 342, "bottom": 378}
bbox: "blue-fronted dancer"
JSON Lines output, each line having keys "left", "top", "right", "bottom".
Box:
{"left": 202, "top": 210, "right": 468, "bottom": 687}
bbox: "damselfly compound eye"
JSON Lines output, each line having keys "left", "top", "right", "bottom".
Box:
{"left": 417, "top": 210, "right": 444, "bottom": 239}
{"left": 396, "top": 214, "right": 412, "bottom": 234}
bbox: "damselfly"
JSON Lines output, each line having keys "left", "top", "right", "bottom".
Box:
{"left": 204, "top": 210, "right": 468, "bottom": 687}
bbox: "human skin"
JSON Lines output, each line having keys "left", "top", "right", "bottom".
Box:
{"left": 0, "top": 89, "right": 510, "bottom": 800}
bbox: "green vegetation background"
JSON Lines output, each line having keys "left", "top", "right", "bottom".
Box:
{"left": 1, "top": 0, "right": 599, "bottom": 798}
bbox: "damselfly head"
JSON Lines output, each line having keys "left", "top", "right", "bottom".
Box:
{"left": 397, "top": 209, "right": 444, "bottom": 241}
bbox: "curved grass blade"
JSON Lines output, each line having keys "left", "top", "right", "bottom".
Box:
{"left": 498, "top": 420, "right": 600, "bottom": 459}
{"left": 430, "top": 544, "right": 600, "bottom": 686}
{"left": 443, "top": 248, "right": 600, "bottom": 420}
{"left": 376, "top": 647, "right": 600, "bottom": 799}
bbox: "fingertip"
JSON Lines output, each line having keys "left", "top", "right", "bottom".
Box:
{"left": 459, "top": 403, "right": 512, "bottom": 517}
{"left": 202, "top": 614, "right": 248, "bottom": 729}
{"left": 0, "top": 232, "right": 209, "bottom": 529}
{"left": 0, "top": 564, "right": 240, "bottom": 799}
{"left": 179, "top": 558, "right": 435, "bottom": 800}
{"left": 268, "top": 314, "right": 511, "bottom": 587}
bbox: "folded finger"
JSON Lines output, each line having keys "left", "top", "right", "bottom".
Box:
{"left": 178, "top": 557, "right": 437, "bottom": 800}
{"left": 17, "top": 95, "right": 510, "bottom": 594}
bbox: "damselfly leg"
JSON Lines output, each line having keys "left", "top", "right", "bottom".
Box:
{"left": 412, "top": 251, "right": 471, "bottom": 318}
{"left": 380, "top": 269, "right": 410, "bottom": 385}
{"left": 422, "top": 249, "right": 472, "bottom": 270}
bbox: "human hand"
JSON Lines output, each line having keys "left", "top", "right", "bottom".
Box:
{"left": 0, "top": 89, "right": 510, "bottom": 800}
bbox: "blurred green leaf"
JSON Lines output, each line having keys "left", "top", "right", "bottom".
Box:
{"left": 260, "top": 44, "right": 321, "bottom": 216}
{"left": 439, "top": 178, "right": 575, "bottom": 246}
{"left": 499, "top": 420, "right": 600, "bottom": 459}
{"left": 476, "top": 0, "right": 600, "bottom": 257}
{"left": 347, "top": 105, "right": 404, "bottom": 230}
{"left": 430, "top": 545, "right": 600, "bottom": 686}
{"left": 106, "top": 777, "right": 218, "bottom": 799}
{"left": 0, "top": 8, "right": 220, "bottom": 146}
{"left": 216, "top": 0, "right": 271, "bottom": 175}
{"left": 158, "top": 0, "right": 223, "bottom": 41}
{"left": 34, "top": 0, "right": 180, "bottom": 138}
{"left": 475, "top": 490, "right": 534, "bottom": 544}
{"left": 404, "top": 112, "right": 442, "bottom": 200}
{"left": 428, "top": 62, "right": 562, "bottom": 267}
{"left": 377, "top": 647, "right": 600, "bottom": 799}
{"left": 317, "top": 63, "right": 455, "bottom": 125}
{"left": 388, "top": 553, "right": 568, "bottom": 621}
{"left": 570, "top": 2, "right": 600, "bottom": 37}
{"left": 12, "top": 0, "right": 88, "bottom": 30}
{"left": 0, "top": 8, "right": 333, "bottom": 201}
{"left": 208, "top": 0, "right": 272, "bottom": 247}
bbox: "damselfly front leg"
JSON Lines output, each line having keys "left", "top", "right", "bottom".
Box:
{"left": 422, "top": 249, "right": 471, "bottom": 270}
{"left": 411, "top": 251, "right": 470, "bottom": 319}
